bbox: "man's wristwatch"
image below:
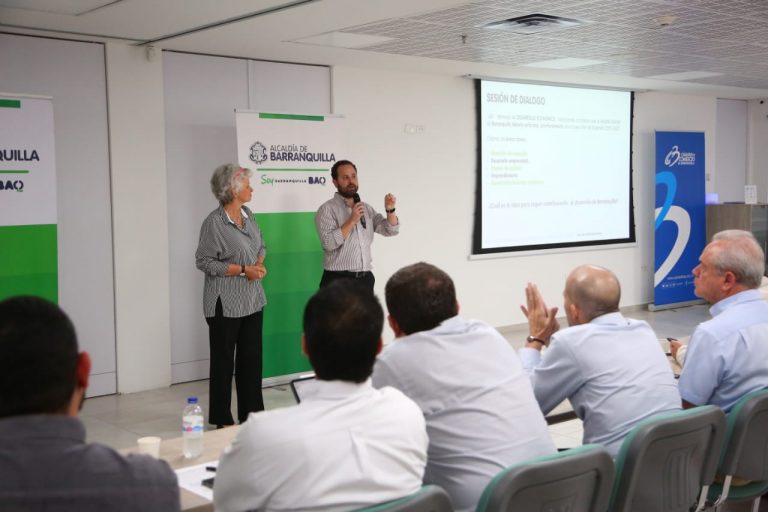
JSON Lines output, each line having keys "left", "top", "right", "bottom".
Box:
{"left": 240, "top": 264, "right": 246, "bottom": 276}
{"left": 385, "top": 207, "right": 396, "bottom": 214}
{"left": 526, "top": 335, "right": 546, "bottom": 346}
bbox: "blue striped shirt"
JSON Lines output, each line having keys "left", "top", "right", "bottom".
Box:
{"left": 315, "top": 193, "right": 399, "bottom": 272}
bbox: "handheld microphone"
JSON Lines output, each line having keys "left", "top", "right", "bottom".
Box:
{"left": 352, "top": 193, "right": 366, "bottom": 229}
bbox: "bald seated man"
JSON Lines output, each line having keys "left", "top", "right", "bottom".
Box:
{"left": 677, "top": 231, "right": 768, "bottom": 411}
{"left": 519, "top": 264, "right": 681, "bottom": 457}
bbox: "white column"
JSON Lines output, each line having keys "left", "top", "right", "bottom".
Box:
{"left": 105, "top": 42, "right": 172, "bottom": 393}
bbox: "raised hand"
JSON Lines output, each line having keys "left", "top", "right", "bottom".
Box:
{"left": 520, "top": 282, "right": 559, "bottom": 345}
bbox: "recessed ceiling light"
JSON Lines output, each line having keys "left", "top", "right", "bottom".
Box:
{"left": 290, "top": 32, "right": 395, "bottom": 49}
{"left": 646, "top": 71, "right": 723, "bottom": 81}
{"left": 0, "top": 0, "right": 119, "bottom": 16}
{"left": 522, "top": 57, "right": 607, "bottom": 69}
{"left": 609, "top": 52, "right": 640, "bottom": 59}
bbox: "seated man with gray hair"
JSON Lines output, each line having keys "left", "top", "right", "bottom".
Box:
{"left": 671, "top": 229, "right": 768, "bottom": 367}
{"left": 677, "top": 230, "right": 768, "bottom": 410}
{"left": 520, "top": 264, "right": 681, "bottom": 457}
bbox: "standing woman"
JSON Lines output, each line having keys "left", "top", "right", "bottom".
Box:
{"left": 196, "top": 163, "right": 267, "bottom": 427}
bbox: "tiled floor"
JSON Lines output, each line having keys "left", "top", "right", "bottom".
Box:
{"left": 81, "top": 380, "right": 296, "bottom": 449}
{"left": 82, "top": 302, "right": 711, "bottom": 451}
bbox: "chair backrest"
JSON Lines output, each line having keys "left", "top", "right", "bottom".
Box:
{"left": 609, "top": 405, "right": 726, "bottom": 512}
{"left": 355, "top": 485, "right": 453, "bottom": 512}
{"left": 475, "top": 444, "right": 614, "bottom": 512}
{"left": 719, "top": 388, "right": 768, "bottom": 481}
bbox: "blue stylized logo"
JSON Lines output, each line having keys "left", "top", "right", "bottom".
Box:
{"left": 654, "top": 171, "right": 690, "bottom": 286}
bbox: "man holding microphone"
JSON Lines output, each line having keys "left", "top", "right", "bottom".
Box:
{"left": 315, "top": 159, "right": 399, "bottom": 291}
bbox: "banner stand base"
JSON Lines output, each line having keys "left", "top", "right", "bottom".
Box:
{"left": 263, "top": 372, "right": 315, "bottom": 388}
{"left": 648, "top": 299, "right": 705, "bottom": 312}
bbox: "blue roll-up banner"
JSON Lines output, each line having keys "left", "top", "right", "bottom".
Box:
{"left": 653, "top": 131, "right": 706, "bottom": 307}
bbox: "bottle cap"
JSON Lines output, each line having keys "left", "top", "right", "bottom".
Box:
{"left": 187, "top": 396, "right": 198, "bottom": 404}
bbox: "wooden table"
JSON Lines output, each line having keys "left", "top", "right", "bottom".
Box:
{"left": 123, "top": 426, "right": 240, "bottom": 512}
{"left": 133, "top": 404, "right": 581, "bottom": 510}
{"left": 123, "top": 403, "right": 581, "bottom": 511}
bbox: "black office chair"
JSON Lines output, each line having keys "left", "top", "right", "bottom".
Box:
{"left": 354, "top": 485, "right": 453, "bottom": 512}
{"left": 475, "top": 444, "right": 614, "bottom": 512}
{"left": 609, "top": 405, "right": 725, "bottom": 512}
{"left": 707, "top": 388, "right": 768, "bottom": 512}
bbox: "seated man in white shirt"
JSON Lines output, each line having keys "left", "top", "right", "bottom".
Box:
{"left": 519, "top": 264, "right": 681, "bottom": 457}
{"left": 372, "top": 262, "right": 555, "bottom": 512}
{"left": 214, "top": 280, "right": 428, "bottom": 512}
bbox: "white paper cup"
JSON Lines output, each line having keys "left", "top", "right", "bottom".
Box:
{"left": 137, "top": 436, "right": 162, "bottom": 458}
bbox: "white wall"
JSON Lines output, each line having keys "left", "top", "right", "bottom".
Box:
{"left": 632, "top": 92, "right": 717, "bottom": 306}
{"left": 163, "top": 52, "right": 250, "bottom": 385}
{"left": 0, "top": 34, "right": 116, "bottom": 397}
{"left": 105, "top": 42, "right": 172, "bottom": 393}
{"left": 163, "top": 52, "right": 331, "bottom": 383}
{"left": 715, "top": 99, "right": 747, "bottom": 202}
{"left": 747, "top": 99, "right": 768, "bottom": 202}
{"left": 332, "top": 67, "right": 721, "bottom": 332}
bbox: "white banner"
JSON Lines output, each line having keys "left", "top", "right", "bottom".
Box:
{"left": 235, "top": 112, "right": 345, "bottom": 213}
{"left": 234, "top": 111, "right": 346, "bottom": 379}
{"left": 0, "top": 95, "right": 57, "bottom": 226}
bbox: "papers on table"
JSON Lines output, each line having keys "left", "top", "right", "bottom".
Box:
{"left": 176, "top": 460, "right": 218, "bottom": 502}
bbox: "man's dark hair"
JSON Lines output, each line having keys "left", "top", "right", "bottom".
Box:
{"left": 0, "top": 296, "right": 79, "bottom": 417}
{"left": 385, "top": 262, "right": 458, "bottom": 335}
{"left": 330, "top": 159, "right": 357, "bottom": 180}
{"left": 303, "top": 280, "right": 383, "bottom": 382}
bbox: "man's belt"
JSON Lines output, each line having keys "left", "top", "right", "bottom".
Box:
{"left": 325, "top": 270, "right": 372, "bottom": 278}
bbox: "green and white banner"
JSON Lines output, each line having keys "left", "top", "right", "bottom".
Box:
{"left": 0, "top": 95, "right": 58, "bottom": 302}
{"left": 236, "top": 112, "right": 345, "bottom": 379}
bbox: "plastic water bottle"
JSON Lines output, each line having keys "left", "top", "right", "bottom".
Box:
{"left": 182, "top": 396, "right": 204, "bottom": 458}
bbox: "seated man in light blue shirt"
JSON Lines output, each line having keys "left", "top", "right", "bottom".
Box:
{"left": 678, "top": 231, "right": 768, "bottom": 411}
{"left": 373, "top": 262, "right": 555, "bottom": 512}
{"left": 519, "top": 264, "right": 681, "bottom": 457}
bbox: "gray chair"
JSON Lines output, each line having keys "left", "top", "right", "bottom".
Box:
{"left": 475, "top": 444, "right": 614, "bottom": 512}
{"left": 609, "top": 405, "right": 726, "bottom": 512}
{"left": 707, "top": 388, "right": 768, "bottom": 512}
{"left": 354, "top": 485, "right": 453, "bottom": 512}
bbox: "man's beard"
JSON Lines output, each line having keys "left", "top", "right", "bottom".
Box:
{"left": 337, "top": 185, "right": 358, "bottom": 198}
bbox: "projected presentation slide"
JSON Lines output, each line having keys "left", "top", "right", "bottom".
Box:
{"left": 475, "top": 80, "right": 634, "bottom": 253}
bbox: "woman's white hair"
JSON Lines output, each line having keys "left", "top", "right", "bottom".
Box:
{"left": 210, "top": 163, "right": 252, "bottom": 204}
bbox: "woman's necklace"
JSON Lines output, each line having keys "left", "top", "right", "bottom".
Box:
{"left": 226, "top": 207, "right": 244, "bottom": 227}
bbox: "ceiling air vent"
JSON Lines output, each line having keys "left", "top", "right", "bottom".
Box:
{"left": 483, "top": 13, "right": 583, "bottom": 35}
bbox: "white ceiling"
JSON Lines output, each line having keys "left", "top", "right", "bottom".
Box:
{"left": 3, "top": 0, "right": 768, "bottom": 99}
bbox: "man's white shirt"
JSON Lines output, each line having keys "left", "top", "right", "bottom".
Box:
{"left": 214, "top": 379, "right": 427, "bottom": 512}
